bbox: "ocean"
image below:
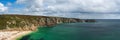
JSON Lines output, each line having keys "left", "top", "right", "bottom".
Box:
{"left": 19, "top": 19, "right": 120, "bottom": 40}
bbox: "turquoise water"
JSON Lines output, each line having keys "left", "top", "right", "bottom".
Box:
{"left": 20, "top": 22, "right": 120, "bottom": 40}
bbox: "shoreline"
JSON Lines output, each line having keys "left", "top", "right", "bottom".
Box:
{"left": 0, "top": 31, "right": 32, "bottom": 40}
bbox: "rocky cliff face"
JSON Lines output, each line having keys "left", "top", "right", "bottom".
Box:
{"left": 0, "top": 15, "right": 95, "bottom": 31}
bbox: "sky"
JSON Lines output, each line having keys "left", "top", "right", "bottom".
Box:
{"left": 0, "top": 0, "right": 120, "bottom": 19}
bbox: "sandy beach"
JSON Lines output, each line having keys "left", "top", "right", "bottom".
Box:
{"left": 0, "top": 31, "right": 32, "bottom": 40}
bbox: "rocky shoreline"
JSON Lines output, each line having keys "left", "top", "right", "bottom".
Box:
{"left": 0, "top": 15, "right": 95, "bottom": 31}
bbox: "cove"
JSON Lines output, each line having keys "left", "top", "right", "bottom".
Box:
{"left": 19, "top": 22, "right": 120, "bottom": 40}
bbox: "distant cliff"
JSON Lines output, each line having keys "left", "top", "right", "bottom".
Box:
{"left": 0, "top": 15, "right": 95, "bottom": 31}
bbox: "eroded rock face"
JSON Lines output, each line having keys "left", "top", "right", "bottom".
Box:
{"left": 0, "top": 15, "right": 85, "bottom": 31}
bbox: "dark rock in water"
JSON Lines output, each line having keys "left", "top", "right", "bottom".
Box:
{"left": 40, "top": 38, "right": 44, "bottom": 40}
{"left": 85, "top": 19, "right": 96, "bottom": 22}
{"left": 28, "top": 38, "right": 44, "bottom": 40}
{"left": 20, "top": 35, "right": 31, "bottom": 40}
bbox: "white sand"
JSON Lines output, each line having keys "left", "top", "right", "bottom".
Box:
{"left": 0, "top": 31, "right": 32, "bottom": 40}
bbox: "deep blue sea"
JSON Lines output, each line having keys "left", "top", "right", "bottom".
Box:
{"left": 20, "top": 19, "right": 120, "bottom": 40}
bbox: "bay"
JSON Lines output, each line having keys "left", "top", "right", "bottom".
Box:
{"left": 20, "top": 19, "right": 120, "bottom": 40}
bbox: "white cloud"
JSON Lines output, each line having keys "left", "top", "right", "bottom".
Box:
{"left": 16, "top": 0, "right": 43, "bottom": 12}
{"left": 13, "top": 0, "right": 120, "bottom": 19}
{"left": 16, "top": 0, "right": 120, "bottom": 12}
{"left": 76, "top": 13, "right": 120, "bottom": 19}
{"left": 45, "top": 0, "right": 119, "bottom": 12}
{"left": 15, "top": 0, "right": 120, "bottom": 12}
{"left": 0, "top": 3, "right": 8, "bottom": 12}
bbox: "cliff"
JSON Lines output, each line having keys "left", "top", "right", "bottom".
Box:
{"left": 0, "top": 15, "right": 95, "bottom": 31}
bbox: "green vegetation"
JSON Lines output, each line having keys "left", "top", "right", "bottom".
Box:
{"left": 0, "top": 15, "right": 83, "bottom": 31}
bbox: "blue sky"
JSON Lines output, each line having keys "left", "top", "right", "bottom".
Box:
{"left": 0, "top": 0, "right": 16, "bottom": 5}
{"left": 0, "top": 0, "right": 120, "bottom": 19}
